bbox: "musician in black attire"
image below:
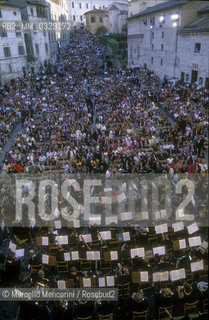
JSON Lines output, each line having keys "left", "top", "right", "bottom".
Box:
{"left": 127, "top": 292, "right": 148, "bottom": 319}
{"left": 95, "top": 300, "right": 115, "bottom": 316}
{"left": 3, "top": 253, "right": 21, "bottom": 286}
{"left": 74, "top": 301, "right": 94, "bottom": 318}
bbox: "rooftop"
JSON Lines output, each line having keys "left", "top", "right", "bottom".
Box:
{"left": 84, "top": 9, "right": 107, "bottom": 15}
{"left": 128, "top": 0, "right": 187, "bottom": 20}
{"left": 179, "top": 15, "right": 209, "bottom": 33}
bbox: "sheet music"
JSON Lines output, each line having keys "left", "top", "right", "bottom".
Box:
{"left": 42, "top": 254, "right": 49, "bottom": 264}
{"left": 83, "top": 278, "right": 91, "bottom": 288}
{"left": 170, "top": 269, "right": 186, "bottom": 282}
{"left": 15, "top": 249, "right": 24, "bottom": 258}
{"left": 56, "top": 236, "right": 68, "bottom": 245}
{"left": 191, "top": 260, "right": 204, "bottom": 272}
{"left": 121, "top": 211, "right": 132, "bottom": 221}
{"left": 106, "top": 276, "right": 115, "bottom": 287}
{"left": 102, "top": 196, "right": 112, "bottom": 204}
{"left": 57, "top": 280, "right": 66, "bottom": 289}
{"left": 9, "top": 242, "right": 16, "bottom": 253}
{"left": 98, "top": 277, "right": 106, "bottom": 287}
{"left": 130, "top": 248, "right": 145, "bottom": 258}
{"left": 55, "top": 221, "right": 61, "bottom": 229}
{"left": 153, "top": 271, "right": 169, "bottom": 282}
{"left": 86, "top": 251, "right": 100, "bottom": 260}
{"left": 110, "top": 251, "right": 118, "bottom": 261}
{"left": 141, "top": 212, "right": 149, "bottom": 220}
{"left": 117, "top": 192, "right": 126, "bottom": 202}
{"left": 42, "top": 237, "right": 49, "bottom": 246}
{"left": 152, "top": 273, "right": 161, "bottom": 282}
{"left": 153, "top": 246, "right": 165, "bottom": 256}
{"left": 179, "top": 239, "right": 186, "bottom": 249}
{"left": 99, "top": 231, "right": 111, "bottom": 240}
{"left": 123, "top": 232, "right": 130, "bottom": 241}
{"left": 176, "top": 209, "right": 185, "bottom": 218}
{"left": 64, "top": 252, "right": 71, "bottom": 261}
{"left": 160, "top": 210, "right": 167, "bottom": 218}
{"left": 154, "top": 212, "right": 161, "bottom": 220}
{"left": 161, "top": 271, "right": 169, "bottom": 281}
{"left": 73, "top": 220, "right": 80, "bottom": 228}
{"left": 172, "top": 221, "right": 184, "bottom": 232}
{"left": 71, "top": 251, "right": 79, "bottom": 260}
{"left": 187, "top": 223, "right": 198, "bottom": 235}
{"left": 155, "top": 223, "right": 168, "bottom": 234}
{"left": 105, "top": 216, "right": 118, "bottom": 225}
{"left": 89, "top": 216, "right": 101, "bottom": 225}
{"left": 82, "top": 234, "right": 92, "bottom": 243}
{"left": 140, "top": 271, "right": 149, "bottom": 282}
{"left": 188, "top": 236, "right": 201, "bottom": 247}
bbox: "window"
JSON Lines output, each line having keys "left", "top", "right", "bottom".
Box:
{"left": 91, "top": 16, "right": 96, "bottom": 23}
{"left": 45, "top": 43, "right": 48, "bottom": 55}
{"left": 79, "top": 3, "right": 81, "bottom": 9}
{"left": 80, "top": 15, "right": 83, "bottom": 21}
{"left": 0, "top": 26, "right": 7, "bottom": 37}
{"left": 151, "top": 57, "right": 153, "bottom": 64}
{"left": 152, "top": 44, "right": 154, "bottom": 50}
{"left": 161, "top": 44, "right": 164, "bottom": 51}
{"left": 194, "top": 43, "right": 201, "bottom": 53}
{"left": 72, "top": 2, "right": 74, "bottom": 8}
{"left": 99, "top": 16, "right": 103, "bottom": 23}
{"left": 13, "top": 11, "right": 17, "bottom": 16}
{"left": 3, "top": 47, "right": 11, "bottom": 57}
{"left": 0, "top": 9, "right": 2, "bottom": 18}
{"left": 152, "top": 32, "right": 154, "bottom": 39}
{"left": 143, "top": 18, "right": 147, "bottom": 26}
{"left": 93, "top": 5, "right": 95, "bottom": 9}
{"left": 150, "top": 17, "right": 155, "bottom": 25}
{"left": 35, "top": 43, "right": 39, "bottom": 55}
{"left": 15, "top": 24, "right": 21, "bottom": 37}
{"left": 161, "top": 58, "right": 163, "bottom": 66}
{"left": 86, "top": 3, "right": 88, "bottom": 9}
{"left": 18, "top": 45, "right": 25, "bottom": 55}
{"left": 162, "top": 31, "right": 164, "bottom": 39}
{"left": 73, "top": 15, "right": 75, "bottom": 21}
{"left": 30, "top": 8, "right": 33, "bottom": 16}
{"left": 8, "top": 64, "right": 12, "bottom": 73}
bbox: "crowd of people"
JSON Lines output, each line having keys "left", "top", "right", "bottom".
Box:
{"left": 0, "top": 30, "right": 208, "bottom": 176}
{"left": 0, "top": 29, "right": 208, "bottom": 320}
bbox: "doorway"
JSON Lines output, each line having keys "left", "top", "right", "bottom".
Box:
{"left": 191, "top": 70, "right": 198, "bottom": 83}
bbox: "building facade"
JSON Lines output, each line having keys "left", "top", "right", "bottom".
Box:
{"left": 85, "top": 2, "right": 128, "bottom": 34}
{"left": 19, "top": 0, "right": 51, "bottom": 74}
{"left": 68, "top": 0, "right": 127, "bottom": 29}
{"left": 85, "top": 8, "right": 106, "bottom": 34}
{"left": 105, "top": 2, "right": 128, "bottom": 34}
{"left": 176, "top": 6, "right": 209, "bottom": 88}
{"left": 0, "top": 0, "right": 27, "bottom": 84}
{"left": 46, "top": 0, "right": 69, "bottom": 61}
{"left": 127, "top": 0, "right": 209, "bottom": 86}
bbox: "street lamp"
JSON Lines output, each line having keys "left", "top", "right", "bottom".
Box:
{"left": 159, "top": 15, "right": 164, "bottom": 23}
{"left": 171, "top": 14, "right": 179, "bottom": 20}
